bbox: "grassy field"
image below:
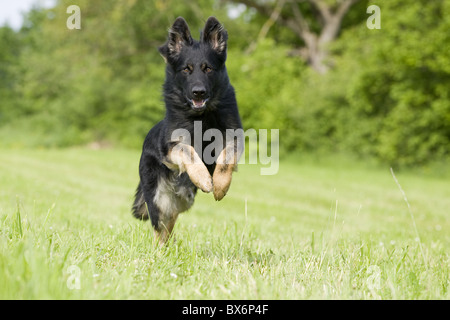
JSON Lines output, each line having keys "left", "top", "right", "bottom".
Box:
{"left": 0, "top": 148, "right": 449, "bottom": 299}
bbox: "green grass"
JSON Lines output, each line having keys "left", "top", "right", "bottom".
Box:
{"left": 0, "top": 148, "right": 449, "bottom": 299}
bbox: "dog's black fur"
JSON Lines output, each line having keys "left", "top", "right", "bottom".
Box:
{"left": 132, "top": 17, "right": 242, "bottom": 243}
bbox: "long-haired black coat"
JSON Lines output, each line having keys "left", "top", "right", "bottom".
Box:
{"left": 132, "top": 17, "right": 242, "bottom": 244}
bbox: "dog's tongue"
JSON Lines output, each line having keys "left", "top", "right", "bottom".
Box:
{"left": 193, "top": 100, "right": 205, "bottom": 108}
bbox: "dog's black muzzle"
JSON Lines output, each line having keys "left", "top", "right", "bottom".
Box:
{"left": 188, "top": 85, "right": 209, "bottom": 112}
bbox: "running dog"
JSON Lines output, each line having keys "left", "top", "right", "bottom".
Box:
{"left": 132, "top": 17, "right": 242, "bottom": 244}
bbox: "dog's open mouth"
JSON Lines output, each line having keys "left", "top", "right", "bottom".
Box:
{"left": 189, "top": 98, "right": 209, "bottom": 111}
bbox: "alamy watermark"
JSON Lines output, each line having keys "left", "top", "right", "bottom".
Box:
{"left": 66, "top": 5, "right": 81, "bottom": 30}
{"left": 67, "top": 4, "right": 381, "bottom": 31}
{"left": 366, "top": 265, "right": 381, "bottom": 298}
{"left": 66, "top": 265, "right": 81, "bottom": 290}
{"left": 171, "top": 121, "right": 279, "bottom": 176}
{"left": 367, "top": 5, "right": 381, "bottom": 29}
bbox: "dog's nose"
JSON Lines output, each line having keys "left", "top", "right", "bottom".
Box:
{"left": 192, "top": 86, "right": 206, "bottom": 99}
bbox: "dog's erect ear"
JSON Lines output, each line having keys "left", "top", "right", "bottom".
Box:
{"left": 202, "top": 17, "right": 228, "bottom": 55}
{"left": 159, "top": 17, "right": 193, "bottom": 61}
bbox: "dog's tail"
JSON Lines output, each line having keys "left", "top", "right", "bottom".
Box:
{"left": 132, "top": 183, "right": 149, "bottom": 220}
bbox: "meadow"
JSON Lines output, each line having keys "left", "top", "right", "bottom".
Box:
{"left": 0, "top": 148, "right": 449, "bottom": 299}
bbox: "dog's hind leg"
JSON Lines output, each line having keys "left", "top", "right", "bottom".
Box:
{"left": 152, "top": 175, "right": 193, "bottom": 245}
{"left": 141, "top": 201, "right": 177, "bottom": 246}
{"left": 154, "top": 213, "right": 178, "bottom": 245}
{"left": 139, "top": 193, "right": 178, "bottom": 246}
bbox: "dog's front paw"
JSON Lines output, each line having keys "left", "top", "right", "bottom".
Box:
{"left": 199, "top": 177, "right": 213, "bottom": 193}
{"left": 187, "top": 164, "right": 213, "bottom": 193}
{"left": 213, "top": 164, "right": 233, "bottom": 201}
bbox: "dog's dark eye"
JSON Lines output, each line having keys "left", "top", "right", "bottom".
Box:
{"left": 182, "top": 66, "right": 191, "bottom": 74}
{"left": 205, "top": 67, "right": 212, "bottom": 73}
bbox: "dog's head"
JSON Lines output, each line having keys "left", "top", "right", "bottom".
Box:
{"left": 159, "top": 17, "right": 229, "bottom": 113}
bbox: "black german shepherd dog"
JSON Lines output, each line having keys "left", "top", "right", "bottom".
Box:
{"left": 132, "top": 17, "right": 242, "bottom": 244}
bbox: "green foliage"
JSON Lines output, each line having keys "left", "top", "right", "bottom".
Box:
{"left": 0, "top": 26, "right": 23, "bottom": 123}
{"left": 279, "top": 0, "right": 450, "bottom": 166}
{"left": 340, "top": 0, "right": 450, "bottom": 166}
{"left": 228, "top": 39, "right": 307, "bottom": 150}
{"left": 0, "top": 0, "right": 449, "bottom": 166}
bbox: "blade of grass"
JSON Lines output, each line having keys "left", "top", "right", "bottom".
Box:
{"left": 390, "top": 168, "right": 427, "bottom": 269}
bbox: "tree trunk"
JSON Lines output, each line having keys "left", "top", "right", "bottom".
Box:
{"left": 228, "top": 0, "right": 360, "bottom": 74}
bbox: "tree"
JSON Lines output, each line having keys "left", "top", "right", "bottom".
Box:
{"left": 227, "top": 0, "right": 361, "bottom": 73}
{"left": 0, "top": 26, "right": 22, "bottom": 123}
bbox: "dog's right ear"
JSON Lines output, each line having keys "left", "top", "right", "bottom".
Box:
{"left": 159, "top": 17, "right": 193, "bottom": 62}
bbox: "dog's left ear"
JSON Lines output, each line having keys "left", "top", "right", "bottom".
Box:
{"left": 202, "top": 17, "right": 228, "bottom": 55}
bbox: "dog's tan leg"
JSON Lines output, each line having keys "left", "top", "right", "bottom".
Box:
{"left": 213, "top": 145, "right": 238, "bottom": 201}
{"left": 166, "top": 143, "right": 213, "bottom": 193}
{"left": 154, "top": 215, "right": 177, "bottom": 246}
